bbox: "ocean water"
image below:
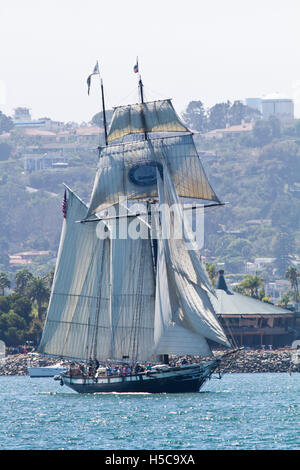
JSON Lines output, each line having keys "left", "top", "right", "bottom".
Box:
{"left": 0, "top": 373, "right": 298, "bottom": 450}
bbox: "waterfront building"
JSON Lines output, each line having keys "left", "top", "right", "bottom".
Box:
{"left": 211, "top": 271, "right": 296, "bottom": 348}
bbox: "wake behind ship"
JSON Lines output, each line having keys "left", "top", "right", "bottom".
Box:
{"left": 37, "top": 61, "right": 237, "bottom": 393}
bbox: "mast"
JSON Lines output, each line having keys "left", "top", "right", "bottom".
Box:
{"left": 87, "top": 61, "right": 108, "bottom": 147}
{"left": 136, "top": 57, "right": 148, "bottom": 141}
{"left": 101, "top": 77, "right": 108, "bottom": 146}
{"left": 97, "top": 64, "right": 108, "bottom": 147}
{"left": 139, "top": 75, "right": 144, "bottom": 104}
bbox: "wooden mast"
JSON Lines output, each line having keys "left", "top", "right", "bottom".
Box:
{"left": 101, "top": 77, "right": 108, "bottom": 146}
{"left": 137, "top": 57, "right": 148, "bottom": 141}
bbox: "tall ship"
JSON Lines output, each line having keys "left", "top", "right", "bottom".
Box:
{"left": 37, "top": 61, "right": 238, "bottom": 393}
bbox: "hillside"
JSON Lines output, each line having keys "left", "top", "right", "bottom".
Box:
{"left": 197, "top": 135, "right": 300, "bottom": 279}
{"left": 0, "top": 125, "right": 299, "bottom": 286}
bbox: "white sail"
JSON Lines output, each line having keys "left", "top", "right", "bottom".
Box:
{"left": 107, "top": 99, "right": 189, "bottom": 143}
{"left": 154, "top": 232, "right": 212, "bottom": 356}
{"left": 87, "top": 134, "right": 220, "bottom": 216}
{"left": 38, "top": 189, "right": 111, "bottom": 361}
{"left": 156, "top": 168, "right": 230, "bottom": 348}
{"left": 108, "top": 211, "right": 156, "bottom": 361}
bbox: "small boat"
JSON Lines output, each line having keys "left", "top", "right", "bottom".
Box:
{"left": 28, "top": 362, "right": 67, "bottom": 378}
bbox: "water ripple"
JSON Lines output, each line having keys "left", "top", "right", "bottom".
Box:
{"left": 0, "top": 373, "right": 299, "bottom": 449}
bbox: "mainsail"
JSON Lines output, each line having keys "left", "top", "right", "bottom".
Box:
{"left": 86, "top": 134, "right": 220, "bottom": 216}
{"left": 107, "top": 99, "right": 189, "bottom": 143}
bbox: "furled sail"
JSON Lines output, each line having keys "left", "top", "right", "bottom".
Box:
{"left": 107, "top": 99, "right": 189, "bottom": 143}
{"left": 154, "top": 168, "right": 230, "bottom": 349}
{"left": 38, "top": 189, "right": 112, "bottom": 361}
{"left": 87, "top": 134, "right": 220, "bottom": 216}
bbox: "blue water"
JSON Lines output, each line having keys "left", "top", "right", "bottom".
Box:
{"left": 0, "top": 373, "right": 298, "bottom": 450}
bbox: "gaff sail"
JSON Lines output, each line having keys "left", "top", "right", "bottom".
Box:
{"left": 38, "top": 190, "right": 156, "bottom": 362}
{"left": 38, "top": 189, "right": 111, "bottom": 361}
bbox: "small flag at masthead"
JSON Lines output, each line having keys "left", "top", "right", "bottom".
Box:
{"left": 133, "top": 58, "right": 139, "bottom": 74}
{"left": 87, "top": 61, "right": 100, "bottom": 95}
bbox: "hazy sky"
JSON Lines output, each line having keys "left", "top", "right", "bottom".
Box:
{"left": 1, "top": 0, "right": 300, "bottom": 122}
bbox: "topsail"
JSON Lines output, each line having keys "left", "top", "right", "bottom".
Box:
{"left": 87, "top": 134, "right": 220, "bottom": 216}
{"left": 107, "top": 99, "right": 189, "bottom": 143}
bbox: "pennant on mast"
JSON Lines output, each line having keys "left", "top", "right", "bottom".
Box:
{"left": 87, "top": 61, "right": 100, "bottom": 95}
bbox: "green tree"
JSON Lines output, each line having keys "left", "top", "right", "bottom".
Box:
{"left": 228, "top": 100, "right": 261, "bottom": 126}
{"left": 205, "top": 262, "right": 217, "bottom": 286}
{"left": 91, "top": 109, "right": 113, "bottom": 127}
{"left": 0, "top": 143, "right": 12, "bottom": 161}
{"left": 0, "top": 295, "right": 10, "bottom": 313}
{"left": 0, "top": 111, "right": 13, "bottom": 134}
{"left": 268, "top": 115, "right": 281, "bottom": 138}
{"left": 26, "top": 277, "right": 50, "bottom": 320}
{"left": 14, "top": 269, "right": 34, "bottom": 297}
{"left": 0, "top": 272, "right": 11, "bottom": 295}
{"left": 208, "top": 101, "right": 231, "bottom": 130}
{"left": 43, "top": 266, "right": 55, "bottom": 289}
{"left": 10, "top": 295, "right": 32, "bottom": 323}
{"left": 182, "top": 101, "right": 208, "bottom": 132}
{"left": 278, "top": 291, "right": 292, "bottom": 308}
{"left": 285, "top": 266, "right": 299, "bottom": 302}
{"left": 236, "top": 274, "right": 264, "bottom": 299}
{"left": 252, "top": 120, "right": 273, "bottom": 145}
{"left": 0, "top": 312, "right": 27, "bottom": 346}
{"left": 225, "top": 238, "right": 253, "bottom": 258}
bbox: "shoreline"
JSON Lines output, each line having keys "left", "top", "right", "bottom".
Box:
{"left": 0, "top": 349, "right": 299, "bottom": 376}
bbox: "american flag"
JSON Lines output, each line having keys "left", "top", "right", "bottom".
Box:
{"left": 133, "top": 58, "right": 139, "bottom": 74}
{"left": 62, "top": 190, "right": 67, "bottom": 218}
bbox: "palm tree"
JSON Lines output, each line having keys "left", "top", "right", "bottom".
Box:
{"left": 285, "top": 266, "right": 299, "bottom": 302}
{"left": 205, "top": 262, "right": 217, "bottom": 286}
{"left": 0, "top": 272, "right": 11, "bottom": 296}
{"left": 238, "top": 274, "right": 264, "bottom": 299}
{"left": 43, "top": 266, "right": 55, "bottom": 290}
{"left": 27, "top": 277, "right": 50, "bottom": 320}
{"left": 14, "top": 269, "right": 33, "bottom": 297}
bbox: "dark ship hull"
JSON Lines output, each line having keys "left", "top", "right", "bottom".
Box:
{"left": 59, "top": 360, "right": 220, "bottom": 394}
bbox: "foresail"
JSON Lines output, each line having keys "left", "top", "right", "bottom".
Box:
{"left": 156, "top": 168, "right": 230, "bottom": 348}
{"left": 38, "top": 189, "right": 111, "bottom": 361}
{"left": 87, "top": 134, "right": 220, "bottom": 216}
{"left": 107, "top": 99, "right": 189, "bottom": 143}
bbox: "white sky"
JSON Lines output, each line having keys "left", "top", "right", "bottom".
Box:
{"left": 1, "top": 0, "right": 300, "bottom": 122}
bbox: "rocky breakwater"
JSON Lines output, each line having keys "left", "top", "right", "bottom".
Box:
{"left": 216, "top": 349, "right": 298, "bottom": 374}
{"left": 0, "top": 354, "right": 70, "bottom": 376}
